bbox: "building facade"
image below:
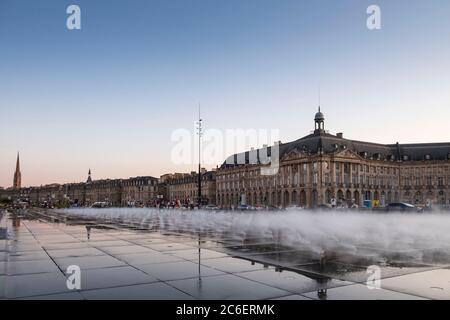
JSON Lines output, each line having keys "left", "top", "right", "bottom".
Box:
{"left": 120, "top": 176, "right": 159, "bottom": 207}
{"left": 85, "top": 179, "right": 123, "bottom": 206}
{"left": 1, "top": 170, "right": 159, "bottom": 208}
{"left": 216, "top": 110, "right": 450, "bottom": 208}
{"left": 166, "top": 170, "right": 217, "bottom": 205}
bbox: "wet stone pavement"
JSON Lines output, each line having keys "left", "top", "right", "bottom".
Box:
{"left": 1, "top": 209, "right": 450, "bottom": 300}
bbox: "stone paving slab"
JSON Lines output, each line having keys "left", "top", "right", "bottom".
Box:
{"left": 4, "top": 272, "right": 71, "bottom": 299}
{"left": 135, "top": 260, "right": 225, "bottom": 281}
{"left": 167, "top": 274, "right": 291, "bottom": 300}
{"left": 380, "top": 269, "right": 450, "bottom": 300}
{"left": 234, "top": 268, "right": 353, "bottom": 294}
{"left": 302, "top": 284, "right": 426, "bottom": 300}
{"left": 80, "top": 282, "right": 195, "bottom": 300}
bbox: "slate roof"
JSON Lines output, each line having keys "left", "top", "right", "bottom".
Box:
{"left": 221, "top": 131, "right": 450, "bottom": 168}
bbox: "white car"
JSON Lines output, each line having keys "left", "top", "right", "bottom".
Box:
{"left": 203, "top": 204, "right": 219, "bottom": 210}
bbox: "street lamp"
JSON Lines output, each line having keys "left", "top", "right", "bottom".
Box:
{"left": 196, "top": 104, "right": 202, "bottom": 207}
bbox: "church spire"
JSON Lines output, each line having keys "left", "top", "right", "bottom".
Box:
{"left": 13, "top": 152, "right": 22, "bottom": 189}
{"left": 16, "top": 152, "right": 20, "bottom": 171}
{"left": 87, "top": 168, "right": 92, "bottom": 183}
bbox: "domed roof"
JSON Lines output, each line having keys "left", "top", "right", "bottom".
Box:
{"left": 315, "top": 108, "right": 325, "bottom": 121}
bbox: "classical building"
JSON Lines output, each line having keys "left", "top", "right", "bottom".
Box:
{"left": 85, "top": 178, "right": 123, "bottom": 206}
{"left": 216, "top": 109, "right": 450, "bottom": 208}
{"left": 166, "top": 170, "right": 217, "bottom": 205}
{"left": 120, "top": 176, "right": 159, "bottom": 207}
{"left": 65, "top": 182, "right": 86, "bottom": 206}
{"left": 13, "top": 152, "right": 21, "bottom": 189}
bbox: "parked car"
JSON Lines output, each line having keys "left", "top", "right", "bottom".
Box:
{"left": 236, "top": 204, "right": 255, "bottom": 211}
{"left": 91, "top": 202, "right": 109, "bottom": 208}
{"left": 203, "top": 204, "right": 219, "bottom": 210}
{"left": 384, "top": 202, "right": 422, "bottom": 213}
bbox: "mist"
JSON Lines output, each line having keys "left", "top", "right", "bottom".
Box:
{"left": 58, "top": 208, "right": 450, "bottom": 265}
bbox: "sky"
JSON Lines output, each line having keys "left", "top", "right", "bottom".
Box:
{"left": 1, "top": 0, "right": 450, "bottom": 188}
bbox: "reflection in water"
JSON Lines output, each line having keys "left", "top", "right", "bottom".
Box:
{"left": 198, "top": 234, "right": 202, "bottom": 282}
{"left": 317, "top": 278, "right": 329, "bottom": 299}
{"left": 86, "top": 226, "right": 91, "bottom": 240}
{"left": 12, "top": 215, "right": 21, "bottom": 228}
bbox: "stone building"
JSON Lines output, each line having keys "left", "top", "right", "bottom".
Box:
{"left": 1, "top": 169, "right": 159, "bottom": 208}
{"left": 85, "top": 179, "right": 122, "bottom": 206}
{"left": 216, "top": 109, "right": 450, "bottom": 208}
{"left": 166, "top": 170, "right": 217, "bottom": 205}
{"left": 27, "top": 184, "right": 64, "bottom": 206}
{"left": 157, "top": 173, "right": 181, "bottom": 205}
{"left": 65, "top": 182, "right": 86, "bottom": 206}
{"left": 120, "top": 176, "right": 159, "bottom": 207}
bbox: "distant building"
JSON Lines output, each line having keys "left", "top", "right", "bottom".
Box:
{"left": 166, "top": 170, "right": 216, "bottom": 205}
{"left": 120, "top": 176, "right": 159, "bottom": 207}
{"left": 3, "top": 169, "right": 159, "bottom": 207}
{"left": 216, "top": 109, "right": 450, "bottom": 208}
{"left": 85, "top": 178, "right": 122, "bottom": 206}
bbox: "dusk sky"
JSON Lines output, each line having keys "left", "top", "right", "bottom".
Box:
{"left": 1, "top": 0, "right": 450, "bottom": 187}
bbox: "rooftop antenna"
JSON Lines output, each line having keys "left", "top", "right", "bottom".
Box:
{"left": 318, "top": 86, "right": 321, "bottom": 112}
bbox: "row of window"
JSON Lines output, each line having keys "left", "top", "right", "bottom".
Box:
{"left": 403, "top": 176, "right": 450, "bottom": 187}
{"left": 218, "top": 163, "right": 402, "bottom": 181}
{"left": 217, "top": 172, "right": 402, "bottom": 191}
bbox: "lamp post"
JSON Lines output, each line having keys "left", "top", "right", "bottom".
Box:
{"left": 196, "top": 105, "right": 202, "bottom": 207}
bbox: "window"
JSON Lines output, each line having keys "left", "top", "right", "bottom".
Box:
{"left": 404, "top": 177, "right": 410, "bottom": 186}
{"left": 344, "top": 163, "right": 350, "bottom": 174}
